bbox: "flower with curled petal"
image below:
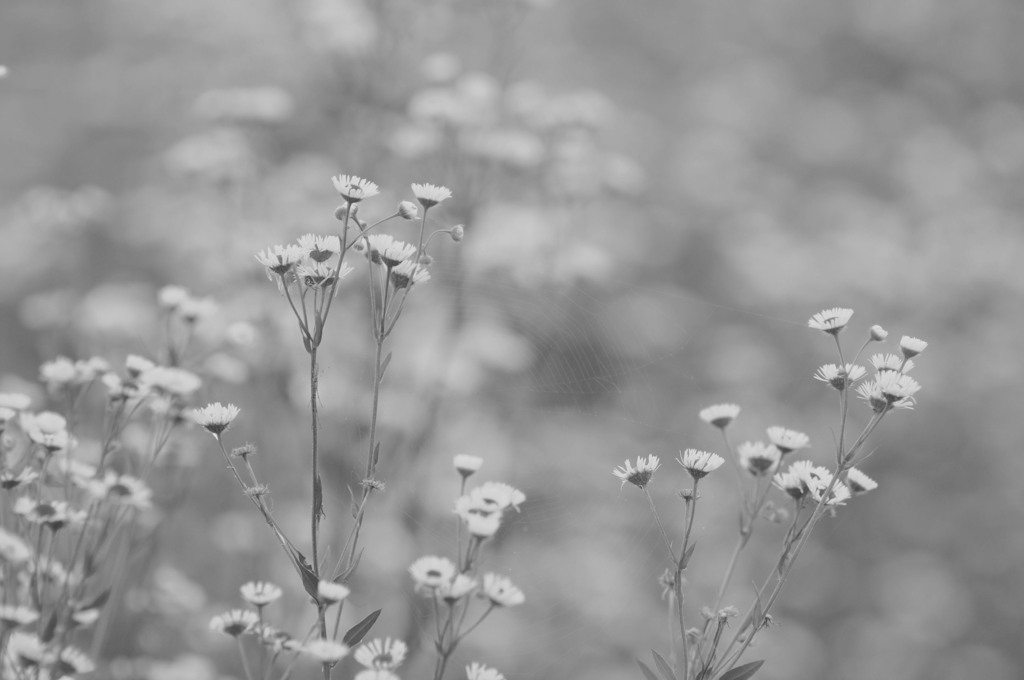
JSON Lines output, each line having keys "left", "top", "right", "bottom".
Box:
{"left": 241, "top": 581, "right": 283, "bottom": 607}
{"left": 354, "top": 637, "right": 407, "bottom": 670}
{"left": 411, "top": 182, "right": 453, "bottom": 208}
{"left": 807, "top": 307, "right": 853, "bottom": 335}
{"left": 677, "top": 449, "right": 724, "bottom": 480}
{"left": 482, "top": 573, "right": 525, "bottom": 607}
{"left": 209, "top": 609, "right": 258, "bottom": 637}
{"left": 333, "top": 174, "right": 379, "bottom": 202}
{"left": 699, "top": 403, "right": 740, "bottom": 429}
{"left": 612, "top": 455, "right": 660, "bottom": 489}
{"left": 466, "top": 662, "right": 505, "bottom": 680}
{"left": 191, "top": 403, "right": 240, "bottom": 435}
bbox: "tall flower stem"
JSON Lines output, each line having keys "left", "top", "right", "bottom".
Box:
{"left": 308, "top": 346, "right": 330, "bottom": 680}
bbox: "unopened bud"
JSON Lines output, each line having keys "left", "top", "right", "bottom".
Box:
{"left": 334, "top": 205, "right": 349, "bottom": 221}
{"left": 869, "top": 324, "right": 888, "bottom": 342}
{"left": 397, "top": 201, "right": 419, "bottom": 220}
{"left": 450, "top": 224, "right": 464, "bottom": 242}
{"left": 418, "top": 254, "right": 434, "bottom": 266}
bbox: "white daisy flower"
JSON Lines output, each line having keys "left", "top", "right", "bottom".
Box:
{"left": 0, "top": 605, "right": 39, "bottom": 628}
{"left": 409, "top": 556, "right": 457, "bottom": 592}
{"left": 899, "top": 335, "right": 928, "bottom": 359}
{"left": 677, "top": 449, "right": 724, "bottom": 480}
{"left": 22, "top": 411, "right": 69, "bottom": 451}
{"left": 810, "top": 476, "right": 850, "bottom": 506}
{"left": 473, "top": 482, "right": 526, "bottom": 511}
{"left": 191, "top": 403, "right": 241, "bottom": 435}
{"left": 302, "top": 639, "right": 350, "bottom": 662}
{"left": 55, "top": 646, "right": 95, "bottom": 676}
{"left": 332, "top": 174, "right": 380, "bottom": 202}
{"left": 813, "top": 363, "right": 866, "bottom": 390}
{"left": 699, "top": 403, "right": 740, "bottom": 429}
{"left": 807, "top": 307, "right": 854, "bottom": 334}
{"left": 481, "top": 573, "right": 525, "bottom": 607}
{"left": 390, "top": 260, "right": 430, "bottom": 289}
{"left": 870, "top": 353, "right": 913, "bottom": 373}
{"left": 0, "top": 407, "right": 15, "bottom": 427}
{"left": 140, "top": 366, "right": 202, "bottom": 396}
{"left": 453, "top": 454, "right": 483, "bottom": 477}
{"left": 737, "top": 441, "right": 782, "bottom": 476}
{"left": 773, "top": 460, "right": 828, "bottom": 501}
{"left": 5, "top": 631, "right": 46, "bottom": 668}
{"left": 466, "top": 662, "right": 506, "bottom": 680}
{"left": 241, "top": 581, "right": 283, "bottom": 607}
{"left": 0, "top": 528, "right": 33, "bottom": 565}
{"left": 298, "top": 234, "right": 342, "bottom": 262}
{"left": 612, "top": 455, "right": 661, "bottom": 489}
{"left": 411, "top": 182, "right": 453, "bottom": 208}
{"left": 209, "top": 609, "right": 259, "bottom": 637}
{"left": 0, "top": 393, "right": 32, "bottom": 410}
{"left": 354, "top": 637, "right": 407, "bottom": 670}
{"left": 178, "top": 296, "right": 218, "bottom": 323}
{"left": 255, "top": 244, "right": 306, "bottom": 278}
{"left": 766, "top": 427, "right": 810, "bottom": 454}
{"left": 125, "top": 354, "right": 156, "bottom": 378}
{"left": 40, "top": 356, "right": 78, "bottom": 387}
{"left": 846, "top": 468, "right": 878, "bottom": 495}
{"left": 317, "top": 580, "right": 351, "bottom": 604}
{"left": 437, "top": 574, "right": 477, "bottom": 603}
{"left": 88, "top": 473, "right": 153, "bottom": 509}
{"left": 14, "top": 498, "right": 86, "bottom": 529}
{"left": 355, "top": 670, "right": 402, "bottom": 680}
{"left": 297, "top": 260, "right": 353, "bottom": 290}
{"left": 869, "top": 324, "right": 888, "bottom": 341}
{"left": 0, "top": 469, "right": 39, "bottom": 491}
{"left": 158, "top": 285, "right": 190, "bottom": 310}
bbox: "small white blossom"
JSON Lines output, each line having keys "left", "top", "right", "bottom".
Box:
{"left": 737, "top": 441, "right": 782, "bottom": 475}
{"left": 241, "top": 581, "right": 283, "bottom": 607}
{"left": 473, "top": 482, "right": 526, "bottom": 511}
{"left": 813, "top": 363, "right": 866, "bottom": 390}
{"left": 846, "top": 468, "right": 878, "bottom": 495}
{"left": 807, "top": 307, "right": 854, "bottom": 334}
{"left": 409, "top": 556, "right": 456, "bottom": 592}
{"left": 466, "top": 662, "right": 506, "bottom": 680}
{"left": 677, "top": 449, "right": 724, "bottom": 480}
{"left": 158, "top": 285, "right": 190, "bottom": 310}
{"left": 333, "top": 174, "right": 380, "bottom": 202}
{"left": 191, "top": 403, "right": 240, "bottom": 435}
{"left": 870, "top": 353, "right": 913, "bottom": 373}
{"left": 482, "top": 573, "right": 525, "bottom": 607}
{"left": 209, "top": 609, "right": 259, "bottom": 637}
{"left": 298, "top": 234, "right": 342, "bottom": 262}
{"left": 141, "top": 366, "right": 202, "bottom": 396}
{"left": 869, "top": 325, "right": 888, "bottom": 341}
{"left": 453, "top": 454, "right": 483, "bottom": 477}
{"left": 256, "top": 244, "right": 306, "bottom": 278}
{"left": 317, "top": 581, "right": 351, "bottom": 604}
{"left": 354, "top": 637, "right": 407, "bottom": 670}
{"left": 899, "top": 335, "right": 928, "bottom": 358}
{"left": 390, "top": 259, "right": 430, "bottom": 289}
{"left": 766, "top": 427, "right": 810, "bottom": 454}
{"left": 411, "top": 182, "right": 453, "bottom": 208}
{"left": 612, "top": 455, "right": 661, "bottom": 489}
{"left": 699, "top": 403, "right": 740, "bottom": 429}
{"left": 0, "top": 393, "right": 32, "bottom": 411}
{"left": 0, "top": 605, "right": 39, "bottom": 628}
{"left": 437, "top": 574, "right": 477, "bottom": 603}
{"left": 302, "top": 639, "right": 349, "bottom": 662}
{"left": 355, "top": 670, "right": 401, "bottom": 680}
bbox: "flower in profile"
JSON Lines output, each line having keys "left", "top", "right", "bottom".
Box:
{"left": 766, "top": 427, "right": 810, "bottom": 455}
{"left": 14, "top": 498, "right": 85, "bottom": 530}
{"left": 141, "top": 366, "right": 202, "bottom": 396}
{"left": 125, "top": 354, "right": 156, "bottom": 379}
{"left": 699, "top": 403, "right": 740, "bottom": 429}
{"left": 88, "top": 473, "right": 153, "bottom": 509}
{"left": 333, "top": 174, "right": 380, "bottom": 202}
{"left": 191, "top": 403, "right": 240, "bottom": 435}
{"left": 870, "top": 353, "right": 913, "bottom": 373}
{"left": 256, "top": 244, "right": 306, "bottom": 278}
{"left": 390, "top": 260, "right": 431, "bottom": 289}
{"left": 677, "top": 449, "right": 724, "bottom": 480}
{"left": 297, "top": 260, "right": 353, "bottom": 290}
{"left": 856, "top": 372, "right": 921, "bottom": 412}
{"left": 355, "top": 670, "right": 401, "bottom": 680}
{"left": 411, "top": 182, "right": 453, "bottom": 208}
{"left": 809, "top": 474, "right": 850, "bottom": 506}
{"left": 899, "top": 335, "right": 928, "bottom": 359}
{"left": 773, "top": 460, "right": 828, "bottom": 501}
{"left": 846, "top": 468, "right": 878, "bottom": 495}
{"left": 466, "top": 662, "right": 506, "bottom": 680}
{"left": 473, "top": 482, "right": 526, "bottom": 511}
{"left": 0, "top": 469, "right": 39, "bottom": 491}
{"left": 158, "top": 285, "right": 190, "bottom": 310}
{"left": 807, "top": 307, "right": 854, "bottom": 335}
{"left": 869, "top": 324, "right": 888, "bottom": 341}
{"left": 298, "top": 234, "right": 342, "bottom": 262}
{"left": 22, "top": 411, "right": 69, "bottom": 451}
{"left": 54, "top": 646, "right": 95, "bottom": 677}
{"left": 455, "top": 495, "right": 503, "bottom": 538}
{"left": 354, "top": 637, "right": 407, "bottom": 670}
{"left": 813, "top": 363, "right": 866, "bottom": 390}
{"left": 317, "top": 581, "right": 351, "bottom": 604}
{"left": 737, "top": 442, "right": 782, "bottom": 475}
{"left": 209, "top": 609, "right": 259, "bottom": 637}
{"left": 241, "top": 581, "right": 283, "bottom": 607}
{"left": 179, "top": 296, "right": 218, "bottom": 324}
{"left": 409, "top": 556, "right": 457, "bottom": 592}
{"left": 0, "top": 605, "right": 38, "bottom": 629}
{"left": 0, "top": 393, "right": 32, "bottom": 411}
{"left": 40, "top": 357, "right": 78, "bottom": 387}
{"left": 437, "top": 574, "right": 477, "bottom": 603}
{"left": 453, "top": 454, "right": 483, "bottom": 478}
{"left": 612, "top": 455, "right": 661, "bottom": 489}
{"left": 482, "top": 573, "right": 525, "bottom": 607}
{"left": 302, "top": 639, "right": 350, "bottom": 662}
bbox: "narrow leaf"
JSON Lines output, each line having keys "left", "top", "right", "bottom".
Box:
{"left": 680, "top": 541, "right": 697, "bottom": 568}
{"left": 41, "top": 612, "right": 58, "bottom": 642}
{"left": 636, "top": 660, "right": 660, "bottom": 680}
{"left": 651, "top": 650, "right": 678, "bottom": 680}
{"left": 718, "top": 659, "right": 765, "bottom": 680}
{"left": 379, "top": 351, "right": 393, "bottom": 380}
{"left": 372, "top": 442, "right": 381, "bottom": 467}
{"left": 313, "top": 474, "right": 324, "bottom": 521}
{"left": 295, "top": 551, "right": 320, "bottom": 601}
{"left": 81, "top": 589, "right": 111, "bottom": 611}
{"left": 342, "top": 608, "right": 381, "bottom": 647}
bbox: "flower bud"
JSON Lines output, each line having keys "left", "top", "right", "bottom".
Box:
{"left": 397, "top": 201, "right": 419, "bottom": 220}
{"left": 334, "top": 205, "right": 348, "bottom": 221}
{"left": 450, "top": 224, "right": 464, "bottom": 242}
{"left": 869, "top": 324, "right": 888, "bottom": 342}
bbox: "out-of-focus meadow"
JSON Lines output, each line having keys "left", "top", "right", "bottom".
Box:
{"left": 2, "top": 0, "right": 1023, "bottom": 678}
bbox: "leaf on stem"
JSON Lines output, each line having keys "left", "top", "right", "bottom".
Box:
{"left": 680, "top": 542, "right": 697, "bottom": 569}
{"left": 636, "top": 660, "right": 660, "bottom": 680}
{"left": 295, "top": 550, "right": 320, "bottom": 601}
{"left": 80, "top": 589, "right": 111, "bottom": 610}
{"left": 718, "top": 660, "right": 765, "bottom": 680}
{"left": 651, "top": 650, "right": 679, "bottom": 680}
{"left": 342, "top": 609, "right": 381, "bottom": 647}
{"left": 339, "top": 548, "right": 364, "bottom": 581}
{"left": 313, "top": 474, "right": 324, "bottom": 521}
{"left": 379, "top": 351, "right": 392, "bottom": 381}
{"left": 41, "top": 612, "right": 58, "bottom": 642}
{"left": 372, "top": 442, "right": 380, "bottom": 468}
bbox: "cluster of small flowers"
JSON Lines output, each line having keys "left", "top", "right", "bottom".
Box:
{"left": 210, "top": 579, "right": 412, "bottom": 679}
{"left": 406, "top": 456, "right": 520, "bottom": 679}
{"left": 2, "top": 631, "right": 94, "bottom": 678}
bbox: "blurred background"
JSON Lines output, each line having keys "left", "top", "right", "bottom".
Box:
{"left": 1, "top": 0, "right": 1023, "bottom": 678}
